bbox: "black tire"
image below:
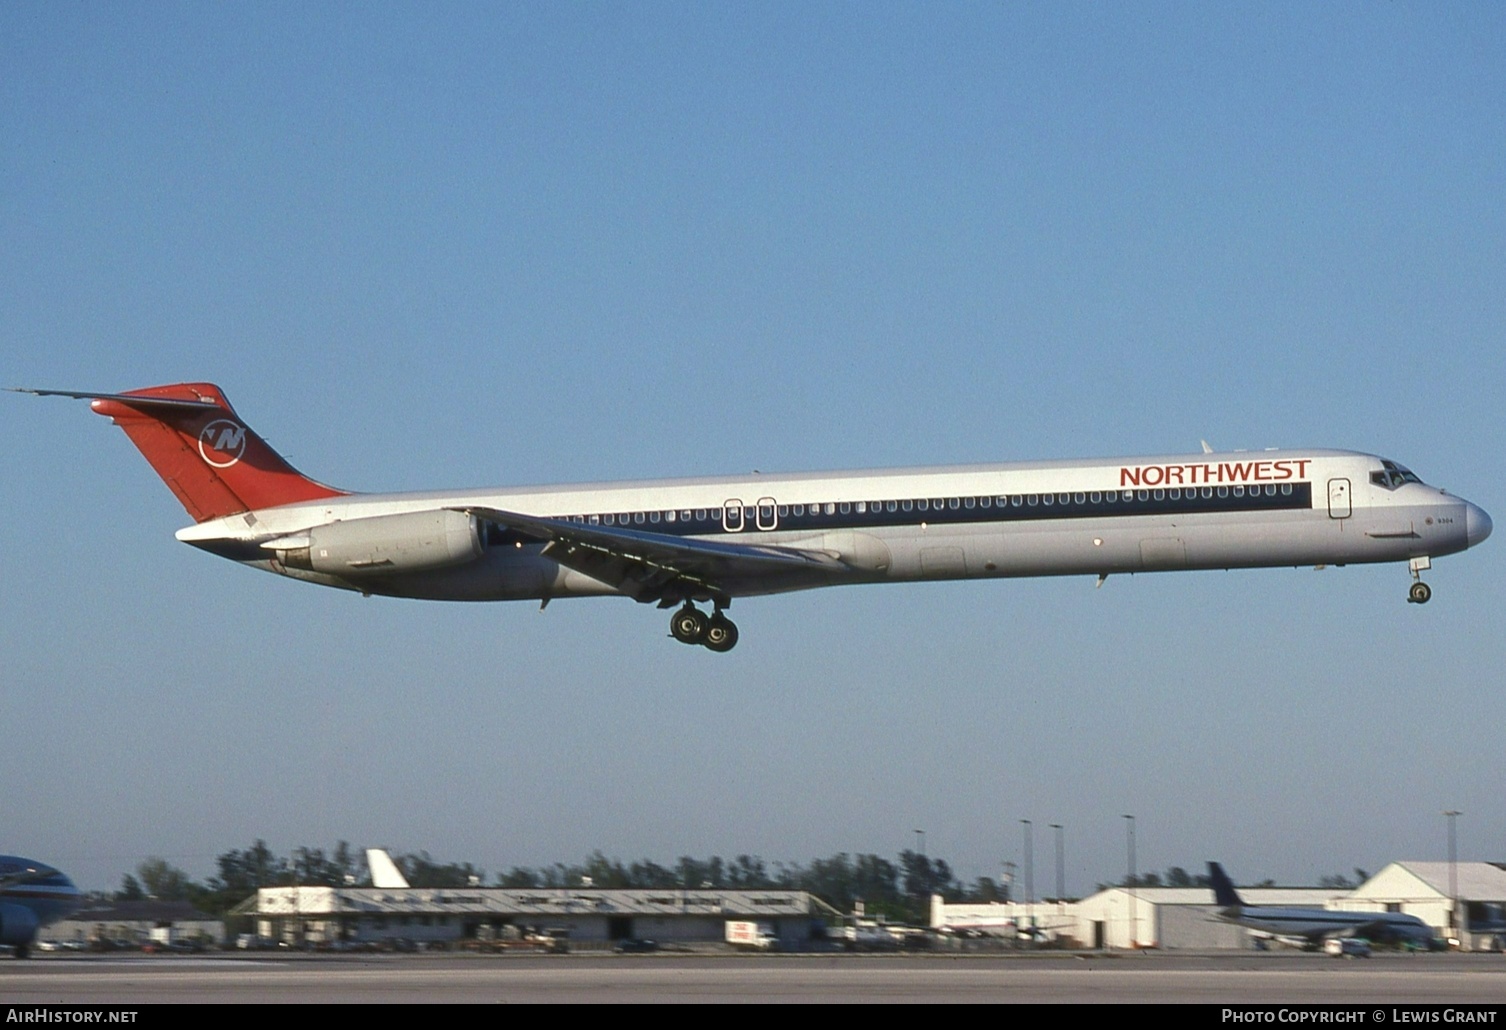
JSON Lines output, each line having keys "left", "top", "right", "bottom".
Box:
{"left": 670, "top": 608, "right": 708, "bottom": 644}
{"left": 703, "top": 617, "right": 739, "bottom": 652}
{"left": 1409, "top": 581, "right": 1432, "bottom": 604}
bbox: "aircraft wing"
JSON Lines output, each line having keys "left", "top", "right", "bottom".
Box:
{"left": 456, "top": 506, "right": 844, "bottom": 604}
{"left": 1332, "top": 918, "right": 1429, "bottom": 943}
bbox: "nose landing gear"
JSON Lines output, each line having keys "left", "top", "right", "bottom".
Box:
{"left": 1407, "top": 556, "right": 1432, "bottom": 604}
{"left": 668, "top": 603, "right": 739, "bottom": 651}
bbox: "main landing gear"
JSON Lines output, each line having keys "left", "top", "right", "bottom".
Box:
{"left": 1407, "top": 556, "right": 1432, "bottom": 605}
{"left": 669, "top": 604, "right": 739, "bottom": 652}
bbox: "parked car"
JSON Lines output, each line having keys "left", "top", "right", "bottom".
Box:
{"left": 1323, "top": 937, "right": 1371, "bottom": 958}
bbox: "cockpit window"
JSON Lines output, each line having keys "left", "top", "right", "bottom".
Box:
{"left": 1371, "top": 460, "right": 1424, "bottom": 490}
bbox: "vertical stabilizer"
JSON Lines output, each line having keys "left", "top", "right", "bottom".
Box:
{"left": 17, "top": 383, "right": 346, "bottom": 521}
{"left": 367, "top": 849, "right": 410, "bottom": 889}
{"left": 1207, "top": 862, "right": 1245, "bottom": 909}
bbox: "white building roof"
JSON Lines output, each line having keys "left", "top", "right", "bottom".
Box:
{"left": 1352, "top": 862, "right": 1506, "bottom": 902}
{"left": 1080, "top": 886, "right": 1345, "bottom": 907}
{"left": 254, "top": 886, "right": 838, "bottom": 919}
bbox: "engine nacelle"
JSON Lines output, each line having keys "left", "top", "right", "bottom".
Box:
{"left": 0, "top": 902, "right": 40, "bottom": 947}
{"left": 278, "top": 510, "right": 485, "bottom": 576}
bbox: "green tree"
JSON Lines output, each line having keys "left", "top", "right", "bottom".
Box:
{"left": 202, "top": 840, "right": 292, "bottom": 914}
{"left": 627, "top": 859, "right": 678, "bottom": 888}
{"left": 496, "top": 866, "right": 540, "bottom": 888}
{"left": 726, "top": 855, "right": 774, "bottom": 889}
{"left": 967, "top": 876, "right": 1006, "bottom": 903}
{"left": 137, "top": 857, "right": 195, "bottom": 901}
{"left": 394, "top": 850, "right": 485, "bottom": 888}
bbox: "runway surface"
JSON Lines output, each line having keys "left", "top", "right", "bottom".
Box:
{"left": 4, "top": 952, "right": 1505, "bottom": 1004}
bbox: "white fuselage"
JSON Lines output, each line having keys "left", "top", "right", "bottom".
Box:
{"left": 1223, "top": 905, "right": 1432, "bottom": 942}
{"left": 175, "top": 447, "right": 1489, "bottom": 604}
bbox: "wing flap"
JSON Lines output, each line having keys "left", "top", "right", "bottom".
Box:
{"left": 455, "top": 505, "right": 841, "bottom": 603}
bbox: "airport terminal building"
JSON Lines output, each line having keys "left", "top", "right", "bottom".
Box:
{"left": 244, "top": 885, "right": 840, "bottom": 948}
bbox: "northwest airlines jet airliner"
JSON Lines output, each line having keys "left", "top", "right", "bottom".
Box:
{"left": 18, "top": 383, "right": 1492, "bottom": 652}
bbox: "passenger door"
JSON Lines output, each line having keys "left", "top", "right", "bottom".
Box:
{"left": 1327, "top": 478, "right": 1352, "bottom": 519}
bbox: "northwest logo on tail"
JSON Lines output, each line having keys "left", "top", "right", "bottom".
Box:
{"left": 198, "top": 419, "right": 247, "bottom": 467}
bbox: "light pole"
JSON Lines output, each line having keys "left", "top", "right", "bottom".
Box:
{"left": 1123, "top": 814, "right": 1137, "bottom": 948}
{"left": 913, "top": 829, "right": 927, "bottom": 908}
{"left": 1049, "top": 823, "right": 1064, "bottom": 905}
{"left": 1444, "top": 810, "right": 1462, "bottom": 934}
{"left": 1021, "top": 819, "right": 1033, "bottom": 937}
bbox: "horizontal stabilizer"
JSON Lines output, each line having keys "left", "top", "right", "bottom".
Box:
{"left": 8, "top": 387, "right": 219, "bottom": 411}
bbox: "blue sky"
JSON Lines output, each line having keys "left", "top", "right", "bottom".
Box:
{"left": 3, "top": 2, "right": 1503, "bottom": 894}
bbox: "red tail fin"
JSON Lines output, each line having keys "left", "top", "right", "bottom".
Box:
{"left": 80, "top": 383, "right": 346, "bottom": 521}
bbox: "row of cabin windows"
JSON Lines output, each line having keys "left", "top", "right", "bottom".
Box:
{"left": 556, "top": 482, "right": 1297, "bottom": 528}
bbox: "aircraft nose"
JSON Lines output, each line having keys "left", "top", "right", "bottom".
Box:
{"left": 1467, "top": 502, "right": 1492, "bottom": 548}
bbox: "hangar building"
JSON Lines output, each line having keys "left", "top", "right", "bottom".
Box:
{"left": 245, "top": 885, "right": 839, "bottom": 948}
{"left": 932, "top": 886, "right": 1342, "bottom": 949}
{"left": 1343, "top": 862, "right": 1506, "bottom": 950}
{"left": 933, "top": 862, "right": 1506, "bottom": 950}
